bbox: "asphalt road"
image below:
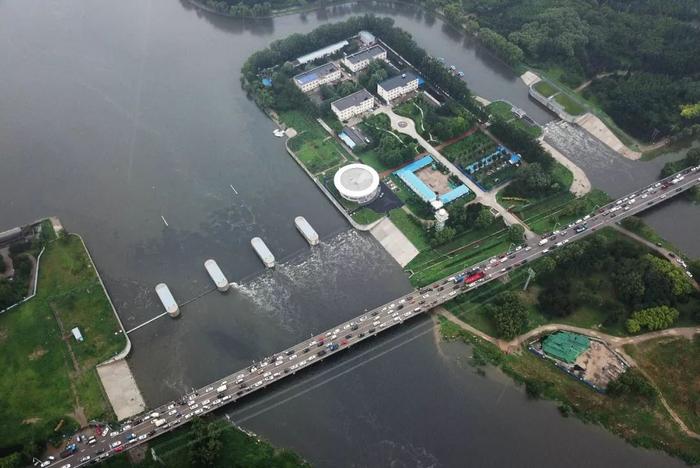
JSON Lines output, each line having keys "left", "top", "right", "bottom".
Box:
{"left": 51, "top": 166, "right": 699, "bottom": 467}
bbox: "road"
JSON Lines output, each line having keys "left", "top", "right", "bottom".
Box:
{"left": 51, "top": 167, "right": 699, "bottom": 467}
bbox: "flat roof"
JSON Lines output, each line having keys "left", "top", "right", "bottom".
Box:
{"left": 297, "top": 40, "right": 348, "bottom": 65}
{"left": 379, "top": 71, "right": 419, "bottom": 92}
{"left": 340, "top": 126, "right": 369, "bottom": 147}
{"left": 345, "top": 45, "right": 385, "bottom": 64}
{"left": 334, "top": 164, "right": 380, "bottom": 198}
{"left": 331, "top": 88, "right": 374, "bottom": 111}
{"left": 294, "top": 62, "right": 339, "bottom": 86}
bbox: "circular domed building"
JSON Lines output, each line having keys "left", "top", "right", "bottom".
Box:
{"left": 333, "top": 163, "right": 380, "bottom": 205}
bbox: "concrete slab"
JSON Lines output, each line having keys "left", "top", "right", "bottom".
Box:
{"left": 520, "top": 71, "right": 541, "bottom": 87}
{"left": 370, "top": 218, "right": 419, "bottom": 267}
{"left": 97, "top": 360, "right": 146, "bottom": 421}
{"left": 539, "top": 137, "right": 591, "bottom": 196}
{"left": 474, "top": 95, "right": 491, "bottom": 106}
{"left": 575, "top": 113, "right": 641, "bottom": 160}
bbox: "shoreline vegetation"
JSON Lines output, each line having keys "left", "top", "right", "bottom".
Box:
{"left": 195, "top": 0, "right": 700, "bottom": 158}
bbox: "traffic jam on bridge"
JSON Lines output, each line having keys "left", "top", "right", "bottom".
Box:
{"left": 45, "top": 166, "right": 699, "bottom": 467}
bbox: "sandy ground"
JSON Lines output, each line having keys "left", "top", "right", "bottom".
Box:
{"left": 576, "top": 340, "right": 626, "bottom": 388}
{"left": 474, "top": 95, "right": 491, "bottom": 106}
{"left": 539, "top": 138, "right": 592, "bottom": 196}
{"left": 575, "top": 113, "right": 641, "bottom": 160}
{"left": 415, "top": 166, "right": 451, "bottom": 195}
{"left": 370, "top": 217, "right": 419, "bottom": 267}
{"left": 97, "top": 360, "right": 146, "bottom": 421}
{"left": 520, "top": 71, "right": 541, "bottom": 87}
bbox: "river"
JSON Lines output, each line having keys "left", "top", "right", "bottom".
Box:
{"left": 0, "top": 0, "right": 690, "bottom": 466}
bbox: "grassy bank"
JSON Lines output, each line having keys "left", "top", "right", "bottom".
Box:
{"left": 438, "top": 317, "right": 700, "bottom": 464}
{"left": 100, "top": 418, "right": 308, "bottom": 468}
{"left": 625, "top": 336, "right": 700, "bottom": 435}
{"left": 0, "top": 234, "right": 125, "bottom": 452}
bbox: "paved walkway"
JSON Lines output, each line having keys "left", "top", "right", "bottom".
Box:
{"left": 370, "top": 217, "right": 420, "bottom": 267}
{"left": 375, "top": 106, "right": 536, "bottom": 240}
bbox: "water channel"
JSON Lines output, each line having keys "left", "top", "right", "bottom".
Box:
{"left": 0, "top": 0, "right": 694, "bottom": 466}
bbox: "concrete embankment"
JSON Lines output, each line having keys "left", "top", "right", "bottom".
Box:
{"left": 370, "top": 217, "right": 419, "bottom": 267}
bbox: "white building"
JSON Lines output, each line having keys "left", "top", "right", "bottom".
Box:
{"left": 293, "top": 62, "right": 341, "bottom": 93}
{"left": 342, "top": 45, "right": 387, "bottom": 73}
{"left": 296, "top": 40, "right": 349, "bottom": 65}
{"left": 331, "top": 89, "right": 375, "bottom": 121}
{"left": 334, "top": 164, "right": 380, "bottom": 205}
{"left": 377, "top": 71, "right": 420, "bottom": 103}
{"left": 358, "top": 31, "right": 376, "bottom": 47}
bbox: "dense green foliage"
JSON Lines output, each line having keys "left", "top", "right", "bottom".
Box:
{"left": 626, "top": 305, "right": 680, "bottom": 333}
{"left": 484, "top": 291, "right": 528, "bottom": 339}
{"left": 360, "top": 114, "right": 416, "bottom": 168}
{"left": 535, "top": 233, "right": 695, "bottom": 325}
{"left": 607, "top": 369, "right": 657, "bottom": 400}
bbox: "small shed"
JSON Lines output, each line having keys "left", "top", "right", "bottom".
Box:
{"left": 71, "top": 327, "right": 84, "bottom": 342}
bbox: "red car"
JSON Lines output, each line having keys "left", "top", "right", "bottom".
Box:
{"left": 340, "top": 339, "right": 348, "bottom": 346}
{"left": 114, "top": 446, "right": 124, "bottom": 453}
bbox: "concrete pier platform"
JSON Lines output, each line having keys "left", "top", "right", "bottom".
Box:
{"left": 370, "top": 217, "right": 419, "bottom": 267}
{"left": 97, "top": 360, "right": 146, "bottom": 421}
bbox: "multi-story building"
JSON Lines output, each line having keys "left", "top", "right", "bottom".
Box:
{"left": 331, "top": 89, "right": 375, "bottom": 121}
{"left": 293, "top": 62, "right": 341, "bottom": 93}
{"left": 377, "top": 71, "right": 419, "bottom": 103}
{"left": 342, "top": 45, "right": 387, "bottom": 73}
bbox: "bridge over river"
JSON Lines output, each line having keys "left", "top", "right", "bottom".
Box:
{"left": 59, "top": 167, "right": 699, "bottom": 466}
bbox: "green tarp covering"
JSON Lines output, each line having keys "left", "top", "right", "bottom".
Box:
{"left": 542, "top": 332, "right": 590, "bottom": 364}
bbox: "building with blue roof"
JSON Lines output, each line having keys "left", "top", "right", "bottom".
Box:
{"left": 293, "top": 62, "right": 341, "bottom": 93}
{"left": 393, "top": 155, "right": 470, "bottom": 206}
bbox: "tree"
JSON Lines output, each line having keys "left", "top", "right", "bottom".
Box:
{"left": 0, "top": 453, "right": 23, "bottom": 468}
{"left": 473, "top": 207, "right": 495, "bottom": 229}
{"left": 626, "top": 305, "right": 680, "bottom": 333}
{"left": 431, "top": 226, "right": 457, "bottom": 246}
{"left": 607, "top": 369, "right": 657, "bottom": 400}
{"left": 507, "top": 224, "right": 525, "bottom": 243}
{"left": 188, "top": 418, "right": 223, "bottom": 467}
{"left": 680, "top": 102, "right": 700, "bottom": 119}
{"left": 642, "top": 254, "right": 693, "bottom": 305}
{"left": 538, "top": 277, "right": 576, "bottom": 317}
{"left": 486, "top": 292, "right": 528, "bottom": 339}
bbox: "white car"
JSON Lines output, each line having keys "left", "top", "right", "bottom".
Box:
{"left": 168, "top": 409, "right": 178, "bottom": 416}
{"left": 109, "top": 431, "right": 119, "bottom": 437}
{"left": 194, "top": 408, "right": 203, "bottom": 415}
{"left": 448, "top": 291, "right": 457, "bottom": 296}
{"left": 110, "top": 441, "right": 122, "bottom": 448}
{"left": 205, "top": 386, "right": 214, "bottom": 392}
{"left": 138, "top": 434, "right": 148, "bottom": 441}
{"left": 201, "top": 399, "right": 210, "bottom": 405}
{"left": 288, "top": 354, "right": 297, "bottom": 360}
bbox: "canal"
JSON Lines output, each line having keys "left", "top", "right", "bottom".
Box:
{"left": 0, "top": 0, "right": 692, "bottom": 466}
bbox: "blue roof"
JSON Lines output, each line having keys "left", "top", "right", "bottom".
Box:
{"left": 297, "top": 73, "right": 318, "bottom": 85}
{"left": 397, "top": 171, "right": 437, "bottom": 202}
{"left": 439, "top": 185, "right": 470, "bottom": 203}
{"left": 262, "top": 78, "right": 272, "bottom": 87}
{"left": 397, "top": 155, "right": 433, "bottom": 173}
{"left": 338, "top": 132, "right": 356, "bottom": 149}
{"left": 509, "top": 154, "right": 522, "bottom": 164}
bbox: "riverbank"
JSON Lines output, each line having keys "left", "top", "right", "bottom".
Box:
{"left": 0, "top": 230, "right": 130, "bottom": 459}
{"left": 437, "top": 315, "right": 700, "bottom": 464}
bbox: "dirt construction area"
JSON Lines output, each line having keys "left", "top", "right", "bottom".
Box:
{"left": 415, "top": 166, "right": 452, "bottom": 196}
{"left": 575, "top": 340, "right": 627, "bottom": 388}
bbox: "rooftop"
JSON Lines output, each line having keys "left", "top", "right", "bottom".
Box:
{"left": 379, "top": 71, "right": 419, "bottom": 92}
{"left": 297, "top": 40, "right": 349, "bottom": 65}
{"left": 334, "top": 164, "right": 380, "bottom": 198}
{"left": 345, "top": 45, "right": 386, "bottom": 65}
{"left": 542, "top": 332, "right": 590, "bottom": 364}
{"left": 294, "top": 62, "right": 339, "bottom": 86}
{"left": 332, "top": 88, "right": 374, "bottom": 111}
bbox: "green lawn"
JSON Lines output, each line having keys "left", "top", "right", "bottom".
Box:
{"left": 388, "top": 208, "right": 430, "bottom": 251}
{"left": 0, "top": 234, "right": 125, "bottom": 452}
{"left": 487, "top": 101, "right": 543, "bottom": 138}
{"left": 554, "top": 92, "right": 586, "bottom": 116}
{"left": 441, "top": 131, "right": 497, "bottom": 166}
{"left": 351, "top": 207, "right": 383, "bottom": 225}
{"left": 358, "top": 148, "right": 394, "bottom": 173}
{"left": 281, "top": 110, "right": 350, "bottom": 175}
{"left": 533, "top": 80, "right": 558, "bottom": 98}
{"left": 626, "top": 336, "right": 700, "bottom": 435}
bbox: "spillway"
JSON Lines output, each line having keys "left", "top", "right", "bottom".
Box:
{"left": 294, "top": 216, "right": 319, "bottom": 246}
{"left": 251, "top": 237, "right": 275, "bottom": 268}
{"left": 155, "top": 283, "right": 179, "bottom": 317}
{"left": 204, "top": 259, "right": 229, "bottom": 292}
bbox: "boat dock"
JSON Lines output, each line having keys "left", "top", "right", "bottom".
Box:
{"left": 204, "top": 259, "right": 229, "bottom": 292}
{"left": 251, "top": 237, "right": 275, "bottom": 268}
{"left": 294, "top": 216, "right": 319, "bottom": 246}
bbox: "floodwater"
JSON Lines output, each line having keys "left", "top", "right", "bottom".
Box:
{"left": 0, "top": 0, "right": 690, "bottom": 466}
